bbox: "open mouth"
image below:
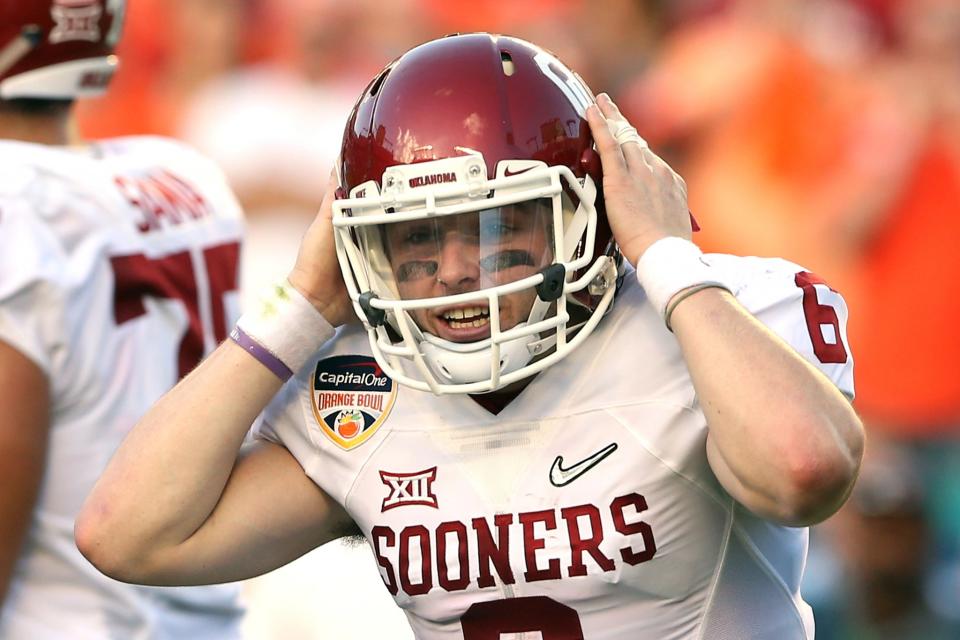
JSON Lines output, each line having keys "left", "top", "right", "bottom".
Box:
{"left": 432, "top": 305, "right": 493, "bottom": 342}
{"left": 441, "top": 305, "right": 490, "bottom": 329}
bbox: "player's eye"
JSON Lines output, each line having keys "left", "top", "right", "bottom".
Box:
{"left": 479, "top": 211, "right": 515, "bottom": 238}
{"left": 402, "top": 225, "right": 438, "bottom": 246}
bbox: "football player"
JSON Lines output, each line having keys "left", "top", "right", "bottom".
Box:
{"left": 78, "top": 33, "right": 864, "bottom": 639}
{"left": 0, "top": 1, "right": 245, "bottom": 638}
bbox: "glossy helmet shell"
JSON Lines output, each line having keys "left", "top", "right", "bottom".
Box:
{"left": 339, "top": 32, "right": 616, "bottom": 272}
{"left": 0, "top": 0, "right": 126, "bottom": 99}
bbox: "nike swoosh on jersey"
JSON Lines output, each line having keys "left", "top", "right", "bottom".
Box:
{"left": 549, "top": 442, "right": 618, "bottom": 487}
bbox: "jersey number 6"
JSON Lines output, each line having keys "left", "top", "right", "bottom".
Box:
{"left": 794, "top": 271, "right": 848, "bottom": 364}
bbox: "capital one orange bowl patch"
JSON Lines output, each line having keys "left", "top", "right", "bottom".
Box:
{"left": 311, "top": 355, "right": 397, "bottom": 450}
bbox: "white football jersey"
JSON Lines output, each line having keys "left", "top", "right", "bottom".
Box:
{"left": 257, "top": 256, "right": 854, "bottom": 640}
{"left": 0, "top": 137, "right": 245, "bottom": 639}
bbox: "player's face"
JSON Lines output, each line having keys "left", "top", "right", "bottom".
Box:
{"left": 382, "top": 200, "right": 554, "bottom": 342}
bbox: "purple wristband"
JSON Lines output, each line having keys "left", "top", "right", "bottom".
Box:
{"left": 230, "top": 326, "right": 294, "bottom": 382}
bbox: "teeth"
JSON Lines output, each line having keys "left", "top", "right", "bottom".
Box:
{"left": 443, "top": 306, "right": 487, "bottom": 321}
{"left": 448, "top": 316, "right": 489, "bottom": 329}
{"left": 443, "top": 306, "right": 490, "bottom": 329}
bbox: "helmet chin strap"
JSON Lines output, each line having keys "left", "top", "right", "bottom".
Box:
{"left": 419, "top": 324, "right": 539, "bottom": 385}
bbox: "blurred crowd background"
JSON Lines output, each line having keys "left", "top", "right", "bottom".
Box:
{"left": 72, "top": 0, "right": 960, "bottom": 638}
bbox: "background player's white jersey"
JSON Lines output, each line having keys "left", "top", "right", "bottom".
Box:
{"left": 257, "top": 256, "right": 854, "bottom": 640}
{"left": 0, "top": 138, "right": 245, "bottom": 639}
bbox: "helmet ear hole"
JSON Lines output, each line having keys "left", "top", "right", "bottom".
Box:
{"left": 500, "top": 51, "right": 515, "bottom": 76}
{"left": 368, "top": 69, "right": 389, "bottom": 98}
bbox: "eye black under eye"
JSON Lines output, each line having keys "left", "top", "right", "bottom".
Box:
{"left": 396, "top": 260, "right": 438, "bottom": 282}
{"left": 479, "top": 250, "right": 535, "bottom": 272}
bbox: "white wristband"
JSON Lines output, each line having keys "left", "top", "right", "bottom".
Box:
{"left": 234, "top": 280, "right": 335, "bottom": 380}
{"left": 635, "top": 237, "right": 732, "bottom": 322}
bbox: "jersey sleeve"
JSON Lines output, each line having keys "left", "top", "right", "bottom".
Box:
{"left": 252, "top": 371, "right": 317, "bottom": 460}
{"left": 704, "top": 254, "right": 855, "bottom": 399}
{"left": 0, "top": 196, "right": 69, "bottom": 373}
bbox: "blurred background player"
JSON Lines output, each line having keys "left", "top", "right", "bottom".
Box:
{"left": 0, "top": 1, "right": 245, "bottom": 637}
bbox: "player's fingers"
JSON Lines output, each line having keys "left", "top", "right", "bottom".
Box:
{"left": 317, "top": 168, "right": 339, "bottom": 220}
{"left": 585, "top": 101, "right": 628, "bottom": 180}
{"left": 597, "top": 95, "right": 688, "bottom": 191}
{"left": 596, "top": 93, "right": 651, "bottom": 173}
{"left": 643, "top": 147, "right": 687, "bottom": 198}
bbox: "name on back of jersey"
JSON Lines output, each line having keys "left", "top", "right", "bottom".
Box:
{"left": 114, "top": 169, "right": 213, "bottom": 233}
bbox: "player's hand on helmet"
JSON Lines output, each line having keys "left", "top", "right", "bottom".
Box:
{"left": 586, "top": 93, "right": 692, "bottom": 265}
{"left": 288, "top": 170, "right": 355, "bottom": 326}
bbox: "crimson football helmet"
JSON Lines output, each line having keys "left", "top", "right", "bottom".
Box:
{"left": 334, "top": 33, "right": 623, "bottom": 394}
{"left": 0, "top": 0, "right": 125, "bottom": 99}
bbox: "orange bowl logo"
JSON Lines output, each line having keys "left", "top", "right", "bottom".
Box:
{"left": 335, "top": 410, "right": 364, "bottom": 439}
{"left": 312, "top": 355, "right": 397, "bottom": 450}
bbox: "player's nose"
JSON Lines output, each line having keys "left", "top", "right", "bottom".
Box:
{"left": 435, "top": 233, "right": 480, "bottom": 290}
